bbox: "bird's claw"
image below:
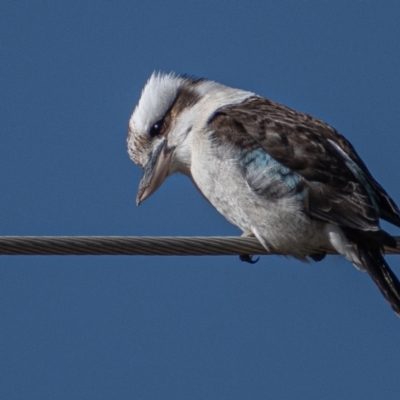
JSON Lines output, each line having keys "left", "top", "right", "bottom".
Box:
{"left": 239, "top": 254, "right": 260, "bottom": 264}
{"left": 309, "top": 252, "right": 326, "bottom": 262}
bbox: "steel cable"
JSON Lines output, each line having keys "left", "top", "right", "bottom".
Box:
{"left": 0, "top": 236, "right": 399, "bottom": 256}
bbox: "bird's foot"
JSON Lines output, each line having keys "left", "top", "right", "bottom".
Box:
{"left": 239, "top": 254, "right": 260, "bottom": 264}
{"left": 239, "top": 231, "right": 259, "bottom": 263}
{"left": 308, "top": 252, "right": 326, "bottom": 262}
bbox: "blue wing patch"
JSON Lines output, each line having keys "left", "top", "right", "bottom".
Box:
{"left": 239, "top": 148, "right": 305, "bottom": 200}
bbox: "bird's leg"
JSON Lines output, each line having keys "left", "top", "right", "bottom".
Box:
{"left": 239, "top": 231, "right": 260, "bottom": 264}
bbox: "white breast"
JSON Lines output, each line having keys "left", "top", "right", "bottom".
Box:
{"left": 190, "top": 134, "right": 331, "bottom": 258}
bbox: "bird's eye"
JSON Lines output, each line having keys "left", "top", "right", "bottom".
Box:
{"left": 149, "top": 119, "right": 166, "bottom": 138}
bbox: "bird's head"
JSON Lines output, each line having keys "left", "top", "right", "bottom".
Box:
{"left": 127, "top": 72, "right": 203, "bottom": 205}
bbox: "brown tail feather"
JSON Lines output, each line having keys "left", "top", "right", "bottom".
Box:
{"left": 357, "top": 245, "right": 400, "bottom": 317}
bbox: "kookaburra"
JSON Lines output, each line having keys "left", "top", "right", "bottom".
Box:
{"left": 127, "top": 71, "right": 400, "bottom": 316}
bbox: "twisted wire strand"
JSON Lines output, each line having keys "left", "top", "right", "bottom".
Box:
{"left": 0, "top": 236, "right": 399, "bottom": 256}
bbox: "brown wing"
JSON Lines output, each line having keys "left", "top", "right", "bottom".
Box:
{"left": 208, "top": 96, "right": 400, "bottom": 231}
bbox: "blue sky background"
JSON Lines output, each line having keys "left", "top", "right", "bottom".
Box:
{"left": 1, "top": 1, "right": 400, "bottom": 399}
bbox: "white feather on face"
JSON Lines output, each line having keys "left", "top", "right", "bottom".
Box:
{"left": 127, "top": 72, "right": 183, "bottom": 168}
{"left": 130, "top": 72, "right": 181, "bottom": 133}
{"left": 128, "top": 72, "right": 214, "bottom": 204}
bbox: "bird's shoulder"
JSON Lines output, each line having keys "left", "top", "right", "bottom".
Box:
{"left": 208, "top": 96, "right": 355, "bottom": 182}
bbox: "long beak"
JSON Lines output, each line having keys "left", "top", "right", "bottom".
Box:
{"left": 136, "top": 138, "right": 173, "bottom": 205}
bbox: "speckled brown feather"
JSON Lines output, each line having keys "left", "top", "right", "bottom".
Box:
{"left": 208, "top": 96, "right": 400, "bottom": 232}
